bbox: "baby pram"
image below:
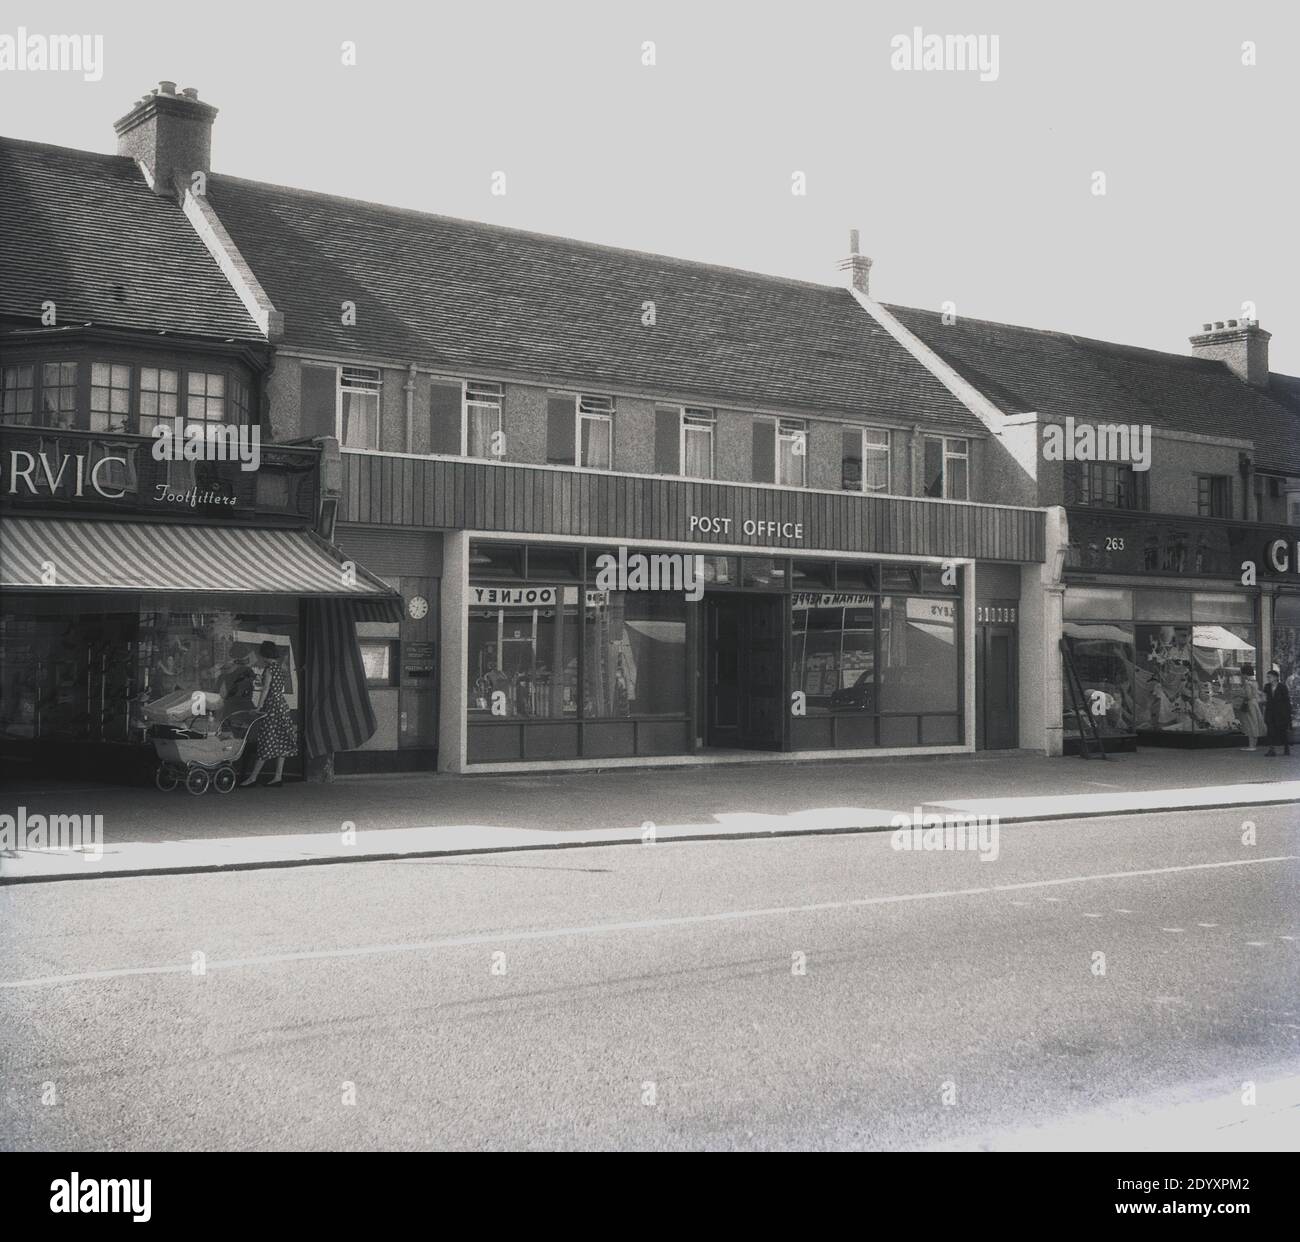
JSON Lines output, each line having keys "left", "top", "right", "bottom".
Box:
{"left": 144, "top": 691, "right": 265, "bottom": 795}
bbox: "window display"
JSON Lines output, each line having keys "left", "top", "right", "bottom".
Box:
{"left": 790, "top": 596, "right": 876, "bottom": 712}
{"left": 467, "top": 586, "right": 578, "bottom": 718}
{"left": 0, "top": 597, "right": 300, "bottom": 746}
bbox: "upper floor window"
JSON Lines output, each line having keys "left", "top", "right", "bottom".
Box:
{"left": 1, "top": 365, "right": 34, "bottom": 425}
{"left": 90, "top": 362, "right": 132, "bottom": 433}
{"left": 465, "top": 381, "right": 503, "bottom": 460}
{"left": 138, "top": 367, "right": 179, "bottom": 435}
{"left": 339, "top": 366, "right": 381, "bottom": 450}
{"left": 578, "top": 395, "right": 614, "bottom": 469}
{"left": 923, "top": 435, "right": 969, "bottom": 500}
{"left": 682, "top": 408, "right": 715, "bottom": 479}
{"left": 777, "top": 418, "right": 807, "bottom": 487}
{"left": 1197, "top": 474, "right": 1231, "bottom": 518}
{"left": 186, "top": 371, "right": 226, "bottom": 427}
{"left": 842, "top": 426, "right": 891, "bottom": 493}
{"left": 1065, "top": 461, "right": 1149, "bottom": 510}
{"left": 40, "top": 361, "right": 78, "bottom": 429}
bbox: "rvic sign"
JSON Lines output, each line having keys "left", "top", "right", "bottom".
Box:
{"left": 2, "top": 449, "right": 129, "bottom": 499}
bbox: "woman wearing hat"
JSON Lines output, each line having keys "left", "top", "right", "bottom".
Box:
{"left": 240, "top": 640, "right": 298, "bottom": 787}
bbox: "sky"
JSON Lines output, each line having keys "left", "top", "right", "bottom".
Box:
{"left": 4, "top": 0, "right": 1298, "bottom": 372}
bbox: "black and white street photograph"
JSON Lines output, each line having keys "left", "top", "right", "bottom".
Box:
{"left": 0, "top": 0, "right": 1296, "bottom": 1203}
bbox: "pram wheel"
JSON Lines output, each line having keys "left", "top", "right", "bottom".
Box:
{"left": 185, "top": 767, "right": 211, "bottom": 796}
{"left": 155, "top": 765, "right": 179, "bottom": 792}
{"left": 212, "top": 766, "right": 237, "bottom": 795}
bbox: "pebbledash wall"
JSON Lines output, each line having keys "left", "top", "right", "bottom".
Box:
{"left": 327, "top": 447, "right": 1059, "bottom": 773}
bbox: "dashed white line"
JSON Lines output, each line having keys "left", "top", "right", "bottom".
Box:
{"left": 2, "top": 853, "right": 1294, "bottom": 990}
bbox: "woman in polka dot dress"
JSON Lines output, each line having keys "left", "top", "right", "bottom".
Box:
{"left": 240, "top": 641, "right": 297, "bottom": 787}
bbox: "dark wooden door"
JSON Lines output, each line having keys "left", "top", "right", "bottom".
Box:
{"left": 705, "top": 596, "right": 740, "bottom": 746}
{"left": 740, "top": 595, "right": 783, "bottom": 749}
{"left": 977, "top": 624, "right": 1018, "bottom": 749}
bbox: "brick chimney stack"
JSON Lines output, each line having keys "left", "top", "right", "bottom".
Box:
{"left": 1189, "top": 317, "right": 1271, "bottom": 388}
{"left": 839, "top": 229, "right": 872, "bottom": 296}
{"left": 114, "top": 81, "right": 217, "bottom": 198}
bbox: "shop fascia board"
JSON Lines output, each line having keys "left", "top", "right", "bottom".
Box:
{"left": 338, "top": 446, "right": 1048, "bottom": 518}
{"left": 456, "top": 525, "right": 981, "bottom": 567}
{"left": 276, "top": 347, "right": 988, "bottom": 441}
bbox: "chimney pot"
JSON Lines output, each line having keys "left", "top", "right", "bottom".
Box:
{"left": 1190, "top": 316, "right": 1271, "bottom": 387}
{"left": 114, "top": 82, "right": 218, "bottom": 199}
{"left": 841, "top": 228, "right": 872, "bottom": 296}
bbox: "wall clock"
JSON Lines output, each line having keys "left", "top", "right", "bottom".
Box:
{"left": 407, "top": 595, "right": 429, "bottom": 620}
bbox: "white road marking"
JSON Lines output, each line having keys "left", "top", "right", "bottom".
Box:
{"left": 1114, "top": 908, "right": 1133, "bottom": 914}
{"left": 1245, "top": 941, "right": 1268, "bottom": 947}
{"left": 1082, "top": 912, "right": 1103, "bottom": 918}
{"left": 1162, "top": 928, "right": 1185, "bottom": 933}
{"left": 1197, "top": 923, "right": 1219, "bottom": 928}
{"left": 2, "top": 854, "right": 1295, "bottom": 990}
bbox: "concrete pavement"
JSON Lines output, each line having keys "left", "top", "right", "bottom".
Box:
{"left": 1, "top": 747, "right": 1297, "bottom": 880}
{"left": 2, "top": 805, "right": 1295, "bottom": 1151}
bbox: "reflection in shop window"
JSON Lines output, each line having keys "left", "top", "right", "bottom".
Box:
{"left": 878, "top": 596, "right": 958, "bottom": 714}
{"left": 468, "top": 587, "right": 578, "bottom": 718}
{"left": 584, "top": 591, "right": 686, "bottom": 717}
{"left": 1062, "top": 621, "right": 1136, "bottom": 737}
{"left": 791, "top": 597, "right": 875, "bottom": 712}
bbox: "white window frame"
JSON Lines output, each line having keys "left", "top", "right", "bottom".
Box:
{"left": 337, "top": 365, "right": 382, "bottom": 452}
{"left": 577, "top": 394, "right": 614, "bottom": 469}
{"left": 462, "top": 380, "right": 503, "bottom": 460}
{"left": 844, "top": 425, "right": 892, "bottom": 494}
{"left": 680, "top": 407, "right": 715, "bottom": 479}
{"left": 776, "top": 418, "right": 807, "bottom": 487}
{"left": 925, "top": 434, "right": 970, "bottom": 500}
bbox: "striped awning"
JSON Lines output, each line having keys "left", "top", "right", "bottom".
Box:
{"left": 0, "top": 516, "right": 402, "bottom": 618}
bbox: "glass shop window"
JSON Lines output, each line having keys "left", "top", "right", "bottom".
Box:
{"left": 467, "top": 587, "right": 579, "bottom": 718}
{"left": 583, "top": 590, "right": 686, "bottom": 718}
{"left": 790, "top": 599, "right": 876, "bottom": 713}
{"left": 877, "top": 595, "right": 959, "bottom": 714}
{"left": 1062, "top": 621, "right": 1136, "bottom": 737}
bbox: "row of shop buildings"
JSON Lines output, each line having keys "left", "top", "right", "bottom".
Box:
{"left": 1, "top": 82, "right": 1297, "bottom": 780}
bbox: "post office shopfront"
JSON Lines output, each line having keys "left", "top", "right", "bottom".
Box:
{"left": 335, "top": 452, "right": 1048, "bottom": 771}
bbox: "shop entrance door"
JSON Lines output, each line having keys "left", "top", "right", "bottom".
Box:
{"left": 976, "top": 620, "right": 1018, "bottom": 749}
{"left": 704, "top": 593, "right": 783, "bottom": 750}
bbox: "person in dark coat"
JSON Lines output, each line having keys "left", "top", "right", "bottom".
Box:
{"left": 1263, "top": 669, "right": 1292, "bottom": 757}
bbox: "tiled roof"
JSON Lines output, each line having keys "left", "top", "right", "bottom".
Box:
{"left": 0, "top": 137, "right": 262, "bottom": 342}
{"left": 202, "top": 174, "right": 985, "bottom": 433}
{"left": 888, "top": 305, "right": 1300, "bottom": 476}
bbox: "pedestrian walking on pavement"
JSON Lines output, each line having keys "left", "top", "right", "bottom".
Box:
{"left": 240, "top": 641, "right": 298, "bottom": 786}
{"left": 1262, "top": 668, "right": 1292, "bottom": 757}
{"left": 1236, "top": 663, "right": 1265, "bottom": 752}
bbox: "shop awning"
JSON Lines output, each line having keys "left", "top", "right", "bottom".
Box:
{"left": 0, "top": 516, "right": 403, "bottom": 620}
